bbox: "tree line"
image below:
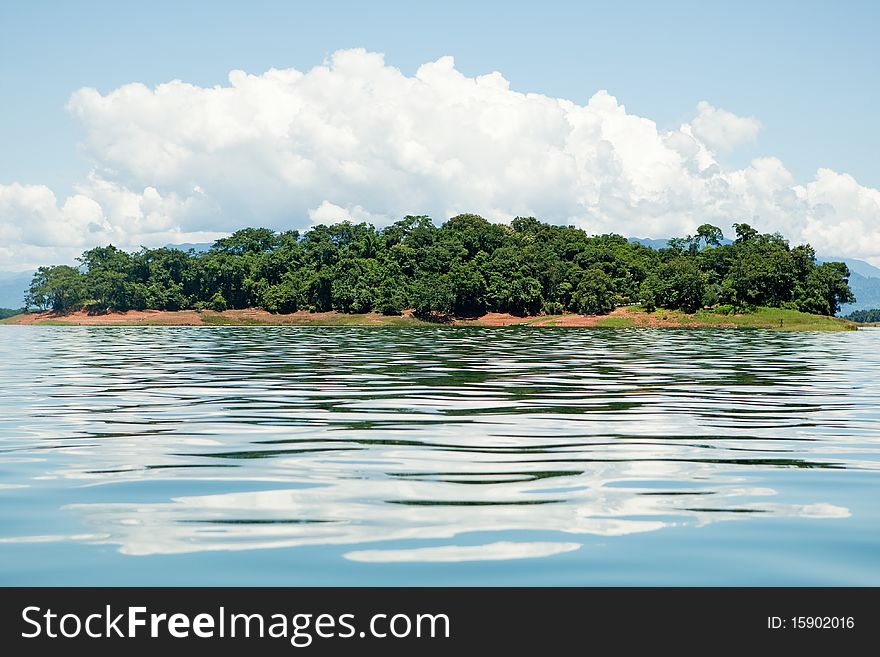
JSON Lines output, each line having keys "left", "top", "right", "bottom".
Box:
{"left": 0, "top": 307, "right": 21, "bottom": 320}
{"left": 844, "top": 308, "right": 880, "bottom": 323}
{"left": 25, "top": 214, "right": 855, "bottom": 317}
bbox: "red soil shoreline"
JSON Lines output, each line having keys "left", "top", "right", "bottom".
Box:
{"left": 2, "top": 306, "right": 734, "bottom": 327}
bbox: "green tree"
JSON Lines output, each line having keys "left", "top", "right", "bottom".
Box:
{"left": 262, "top": 273, "right": 304, "bottom": 313}
{"left": 845, "top": 308, "right": 880, "bottom": 323}
{"left": 211, "top": 228, "right": 280, "bottom": 255}
{"left": 571, "top": 267, "right": 615, "bottom": 314}
{"left": 411, "top": 274, "right": 454, "bottom": 317}
{"left": 796, "top": 262, "right": 855, "bottom": 315}
{"left": 444, "top": 213, "right": 504, "bottom": 259}
{"left": 733, "top": 222, "right": 759, "bottom": 244}
{"left": 726, "top": 234, "right": 795, "bottom": 307}
{"left": 695, "top": 224, "right": 724, "bottom": 248}
{"left": 208, "top": 292, "right": 228, "bottom": 311}
{"left": 640, "top": 257, "right": 706, "bottom": 313}
{"left": 376, "top": 278, "right": 408, "bottom": 315}
{"left": 27, "top": 265, "right": 85, "bottom": 312}
{"left": 23, "top": 217, "right": 852, "bottom": 322}
{"left": 78, "top": 245, "right": 134, "bottom": 311}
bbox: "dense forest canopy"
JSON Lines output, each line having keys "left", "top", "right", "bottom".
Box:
{"left": 25, "top": 215, "right": 855, "bottom": 318}
{"left": 844, "top": 308, "right": 880, "bottom": 323}
{"left": 0, "top": 307, "right": 21, "bottom": 320}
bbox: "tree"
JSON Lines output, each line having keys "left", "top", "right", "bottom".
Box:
{"left": 211, "top": 228, "right": 280, "bottom": 256}
{"left": 572, "top": 267, "right": 615, "bottom": 315}
{"left": 302, "top": 268, "right": 334, "bottom": 311}
{"left": 411, "top": 274, "right": 453, "bottom": 317}
{"left": 511, "top": 216, "right": 541, "bottom": 234}
{"left": 23, "top": 217, "right": 852, "bottom": 321}
{"left": 448, "top": 260, "right": 487, "bottom": 316}
{"left": 208, "top": 292, "right": 228, "bottom": 312}
{"left": 262, "top": 274, "right": 303, "bottom": 313}
{"left": 376, "top": 278, "right": 408, "bottom": 315}
{"left": 78, "top": 245, "right": 134, "bottom": 311}
{"left": 726, "top": 234, "right": 796, "bottom": 307}
{"left": 27, "top": 265, "right": 85, "bottom": 313}
{"left": 695, "top": 224, "right": 723, "bottom": 248}
{"left": 666, "top": 236, "right": 691, "bottom": 254}
{"left": 845, "top": 308, "right": 880, "bottom": 323}
{"left": 733, "top": 223, "right": 759, "bottom": 244}
{"left": 639, "top": 257, "right": 706, "bottom": 313}
{"left": 444, "top": 214, "right": 504, "bottom": 258}
{"left": 0, "top": 308, "right": 22, "bottom": 319}
{"left": 796, "top": 262, "right": 855, "bottom": 315}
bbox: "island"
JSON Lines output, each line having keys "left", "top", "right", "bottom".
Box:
{"left": 3, "top": 214, "right": 858, "bottom": 330}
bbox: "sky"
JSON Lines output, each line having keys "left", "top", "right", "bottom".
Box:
{"left": 0, "top": 0, "right": 878, "bottom": 270}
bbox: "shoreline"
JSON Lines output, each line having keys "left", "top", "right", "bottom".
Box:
{"left": 0, "top": 306, "right": 858, "bottom": 330}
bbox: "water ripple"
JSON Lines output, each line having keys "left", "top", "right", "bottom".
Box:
{"left": 1, "top": 326, "right": 879, "bottom": 583}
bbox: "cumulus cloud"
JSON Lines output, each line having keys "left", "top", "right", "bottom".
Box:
{"left": 308, "top": 200, "right": 388, "bottom": 226}
{"left": 1, "top": 48, "right": 879, "bottom": 270}
{"left": 0, "top": 178, "right": 225, "bottom": 270}
{"left": 690, "top": 100, "right": 762, "bottom": 151}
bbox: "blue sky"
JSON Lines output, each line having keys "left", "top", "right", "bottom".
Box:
{"left": 0, "top": 0, "right": 878, "bottom": 269}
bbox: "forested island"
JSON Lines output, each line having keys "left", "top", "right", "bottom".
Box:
{"left": 844, "top": 308, "right": 880, "bottom": 323}
{"left": 15, "top": 215, "right": 856, "bottom": 326}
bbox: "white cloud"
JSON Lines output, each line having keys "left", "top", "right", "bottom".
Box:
{"left": 307, "top": 200, "right": 388, "bottom": 226}
{"left": 1, "top": 48, "right": 879, "bottom": 269}
{"left": 0, "top": 178, "right": 225, "bottom": 270}
{"left": 690, "top": 100, "right": 762, "bottom": 152}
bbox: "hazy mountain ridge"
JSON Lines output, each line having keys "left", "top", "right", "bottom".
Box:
{"left": 0, "top": 271, "right": 31, "bottom": 310}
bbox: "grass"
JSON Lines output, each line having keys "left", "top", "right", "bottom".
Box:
{"left": 200, "top": 314, "right": 270, "bottom": 326}
{"left": 649, "top": 306, "right": 857, "bottom": 331}
{"left": 15, "top": 319, "right": 79, "bottom": 326}
{"left": 707, "top": 306, "right": 856, "bottom": 331}
{"left": 595, "top": 316, "right": 636, "bottom": 328}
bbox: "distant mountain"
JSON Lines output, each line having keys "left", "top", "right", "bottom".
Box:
{"left": 628, "top": 237, "right": 673, "bottom": 250}
{"left": 815, "top": 254, "right": 880, "bottom": 313}
{"left": 164, "top": 242, "right": 212, "bottom": 253}
{"left": 816, "top": 255, "right": 880, "bottom": 279}
{"left": 839, "top": 272, "right": 880, "bottom": 314}
{"left": 628, "top": 237, "right": 735, "bottom": 249}
{"left": 0, "top": 271, "right": 32, "bottom": 310}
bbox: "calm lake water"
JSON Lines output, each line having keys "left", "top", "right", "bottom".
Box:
{"left": 1, "top": 326, "right": 878, "bottom": 585}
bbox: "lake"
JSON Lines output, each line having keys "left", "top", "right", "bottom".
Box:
{"left": 1, "top": 326, "right": 878, "bottom": 585}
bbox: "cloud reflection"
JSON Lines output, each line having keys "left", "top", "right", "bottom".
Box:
{"left": 344, "top": 541, "right": 583, "bottom": 563}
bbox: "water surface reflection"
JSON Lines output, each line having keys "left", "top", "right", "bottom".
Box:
{"left": 0, "top": 326, "right": 878, "bottom": 583}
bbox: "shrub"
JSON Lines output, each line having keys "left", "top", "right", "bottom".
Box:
{"left": 542, "top": 301, "right": 565, "bottom": 315}
{"left": 262, "top": 282, "right": 300, "bottom": 313}
{"left": 209, "top": 292, "right": 228, "bottom": 312}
